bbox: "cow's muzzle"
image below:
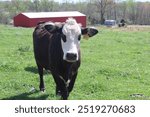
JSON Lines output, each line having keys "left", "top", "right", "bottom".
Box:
{"left": 65, "top": 53, "right": 77, "bottom": 62}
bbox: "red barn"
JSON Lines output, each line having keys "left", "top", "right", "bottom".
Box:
{"left": 13, "top": 11, "right": 86, "bottom": 27}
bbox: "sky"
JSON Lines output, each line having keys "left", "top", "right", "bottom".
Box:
{"left": 132, "top": 0, "right": 150, "bottom": 1}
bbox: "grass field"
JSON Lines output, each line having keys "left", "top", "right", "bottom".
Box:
{"left": 0, "top": 24, "right": 150, "bottom": 100}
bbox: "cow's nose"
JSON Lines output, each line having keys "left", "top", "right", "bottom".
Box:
{"left": 66, "top": 53, "right": 77, "bottom": 62}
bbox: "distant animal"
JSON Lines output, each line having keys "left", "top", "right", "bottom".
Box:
{"left": 118, "top": 19, "right": 126, "bottom": 27}
{"left": 33, "top": 18, "right": 98, "bottom": 100}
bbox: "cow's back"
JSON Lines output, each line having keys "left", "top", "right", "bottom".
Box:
{"left": 33, "top": 26, "right": 51, "bottom": 70}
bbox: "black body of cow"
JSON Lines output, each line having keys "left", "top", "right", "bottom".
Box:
{"left": 33, "top": 23, "right": 80, "bottom": 100}
{"left": 33, "top": 21, "right": 98, "bottom": 100}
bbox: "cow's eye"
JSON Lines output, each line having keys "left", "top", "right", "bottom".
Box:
{"left": 62, "top": 34, "right": 66, "bottom": 42}
{"left": 78, "top": 35, "right": 81, "bottom": 41}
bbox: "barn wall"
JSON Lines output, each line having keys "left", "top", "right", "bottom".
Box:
{"left": 29, "top": 16, "right": 86, "bottom": 27}
{"left": 14, "top": 14, "right": 30, "bottom": 27}
{"left": 14, "top": 13, "right": 86, "bottom": 27}
{"left": 75, "top": 16, "right": 86, "bottom": 27}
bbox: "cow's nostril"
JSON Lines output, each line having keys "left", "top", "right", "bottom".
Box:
{"left": 72, "top": 54, "right": 77, "bottom": 58}
{"left": 66, "top": 53, "right": 77, "bottom": 61}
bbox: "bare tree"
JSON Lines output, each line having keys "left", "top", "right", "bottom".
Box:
{"left": 32, "top": 0, "right": 40, "bottom": 12}
{"left": 119, "top": 1, "right": 127, "bottom": 19}
{"left": 126, "top": 0, "right": 137, "bottom": 24}
{"left": 40, "top": 0, "right": 55, "bottom": 12}
{"left": 0, "top": 0, "right": 150, "bottom": 25}
{"left": 96, "top": 0, "right": 114, "bottom": 24}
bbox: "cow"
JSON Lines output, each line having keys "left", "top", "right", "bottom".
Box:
{"left": 118, "top": 19, "right": 127, "bottom": 27}
{"left": 33, "top": 18, "right": 98, "bottom": 100}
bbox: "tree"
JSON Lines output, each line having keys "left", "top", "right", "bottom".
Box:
{"left": 32, "top": 0, "right": 40, "bottom": 12}
{"left": 86, "top": 1, "right": 100, "bottom": 25}
{"left": 0, "top": 0, "right": 150, "bottom": 25}
{"left": 96, "top": 0, "right": 114, "bottom": 24}
{"left": 126, "top": 0, "right": 137, "bottom": 24}
{"left": 40, "top": 0, "right": 55, "bottom": 12}
{"left": 118, "top": 1, "right": 127, "bottom": 20}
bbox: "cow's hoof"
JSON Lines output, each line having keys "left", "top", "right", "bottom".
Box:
{"left": 61, "top": 94, "right": 69, "bottom": 100}
{"left": 56, "top": 90, "right": 62, "bottom": 96}
{"left": 40, "top": 88, "right": 45, "bottom": 93}
{"left": 61, "top": 97, "right": 68, "bottom": 100}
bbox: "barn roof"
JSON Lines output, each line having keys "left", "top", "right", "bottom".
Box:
{"left": 22, "top": 11, "right": 86, "bottom": 18}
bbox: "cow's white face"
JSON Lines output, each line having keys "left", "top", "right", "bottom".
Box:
{"left": 44, "top": 18, "right": 98, "bottom": 62}
{"left": 61, "top": 18, "right": 81, "bottom": 62}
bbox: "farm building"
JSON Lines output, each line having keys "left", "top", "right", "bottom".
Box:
{"left": 13, "top": 11, "right": 86, "bottom": 27}
{"left": 104, "top": 20, "right": 116, "bottom": 27}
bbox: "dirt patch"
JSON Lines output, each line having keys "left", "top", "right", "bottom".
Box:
{"left": 110, "top": 25, "right": 150, "bottom": 32}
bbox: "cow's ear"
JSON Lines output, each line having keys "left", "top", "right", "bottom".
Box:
{"left": 81, "top": 27, "right": 98, "bottom": 39}
{"left": 44, "top": 22, "right": 56, "bottom": 33}
{"left": 44, "top": 22, "right": 63, "bottom": 33}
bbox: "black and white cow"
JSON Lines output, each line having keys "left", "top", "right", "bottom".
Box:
{"left": 33, "top": 18, "right": 98, "bottom": 100}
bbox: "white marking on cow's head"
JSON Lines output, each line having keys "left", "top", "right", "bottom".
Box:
{"left": 61, "top": 18, "right": 81, "bottom": 62}
{"left": 43, "top": 18, "right": 98, "bottom": 62}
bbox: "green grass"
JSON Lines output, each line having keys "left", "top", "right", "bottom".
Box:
{"left": 0, "top": 25, "right": 150, "bottom": 100}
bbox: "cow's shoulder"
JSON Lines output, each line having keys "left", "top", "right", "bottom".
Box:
{"left": 33, "top": 22, "right": 53, "bottom": 39}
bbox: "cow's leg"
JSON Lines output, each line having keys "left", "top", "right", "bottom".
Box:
{"left": 68, "top": 72, "right": 78, "bottom": 93}
{"left": 37, "top": 65, "right": 45, "bottom": 92}
{"left": 56, "top": 86, "right": 61, "bottom": 96}
{"left": 52, "top": 73, "right": 68, "bottom": 100}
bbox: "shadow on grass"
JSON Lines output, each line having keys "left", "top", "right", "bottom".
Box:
{"left": 2, "top": 90, "right": 49, "bottom": 100}
{"left": 24, "top": 66, "right": 38, "bottom": 74}
{"left": 24, "top": 66, "right": 51, "bottom": 75}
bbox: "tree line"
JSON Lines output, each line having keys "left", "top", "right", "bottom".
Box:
{"left": 0, "top": 0, "right": 150, "bottom": 25}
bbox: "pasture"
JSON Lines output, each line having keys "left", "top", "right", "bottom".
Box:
{"left": 0, "top": 25, "right": 150, "bottom": 100}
